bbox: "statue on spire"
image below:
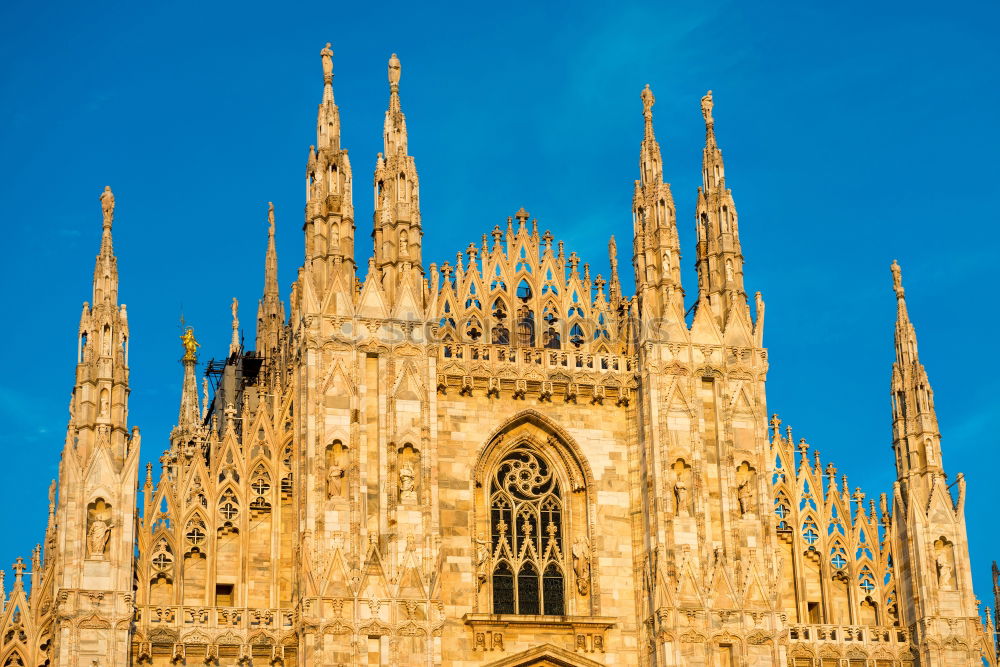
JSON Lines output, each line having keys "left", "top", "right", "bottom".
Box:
{"left": 267, "top": 201, "right": 275, "bottom": 235}
{"left": 320, "top": 42, "right": 333, "bottom": 82}
{"left": 230, "top": 298, "right": 240, "bottom": 356}
{"left": 641, "top": 84, "right": 655, "bottom": 118}
{"left": 891, "top": 260, "right": 904, "bottom": 299}
{"left": 100, "top": 186, "right": 115, "bottom": 227}
{"left": 180, "top": 326, "right": 200, "bottom": 361}
{"left": 701, "top": 90, "right": 714, "bottom": 126}
{"left": 388, "top": 53, "right": 401, "bottom": 88}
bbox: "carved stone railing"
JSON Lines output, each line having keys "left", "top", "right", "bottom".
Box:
{"left": 464, "top": 613, "right": 616, "bottom": 655}
{"left": 137, "top": 605, "right": 295, "bottom": 631}
{"left": 787, "top": 623, "right": 910, "bottom": 646}
{"left": 439, "top": 343, "right": 634, "bottom": 374}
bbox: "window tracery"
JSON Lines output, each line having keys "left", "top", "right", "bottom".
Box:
{"left": 489, "top": 447, "right": 565, "bottom": 616}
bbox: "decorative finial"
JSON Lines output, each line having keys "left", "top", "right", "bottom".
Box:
{"left": 891, "top": 260, "right": 904, "bottom": 299}
{"left": 701, "top": 90, "right": 714, "bottom": 126}
{"left": 388, "top": 53, "right": 401, "bottom": 89}
{"left": 180, "top": 326, "right": 200, "bottom": 362}
{"left": 100, "top": 186, "right": 115, "bottom": 228}
{"left": 641, "top": 84, "right": 654, "bottom": 118}
{"left": 320, "top": 42, "right": 334, "bottom": 84}
{"left": 267, "top": 201, "right": 276, "bottom": 235}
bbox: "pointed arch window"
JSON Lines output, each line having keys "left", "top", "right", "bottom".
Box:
{"left": 489, "top": 447, "right": 565, "bottom": 615}
{"left": 219, "top": 489, "right": 239, "bottom": 522}
{"left": 594, "top": 313, "right": 610, "bottom": 341}
{"left": 515, "top": 307, "right": 535, "bottom": 347}
{"left": 490, "top": 265, "right": 507, "bottom": 292}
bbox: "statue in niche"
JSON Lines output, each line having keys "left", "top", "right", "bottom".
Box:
{"left": 399, "top": 230, "right": 409, "bottom": 257}
{"left": 88, "top": 513, "right": 114, "bottom": 557}
{"left": 737, "top": 477, "right": 755, "bottom": 515}
{"left": 399, "top": 462, "right": 416, "bottom": 502}
{"left": 330, "top": 223, "right": 339, "bottom": 250}
{"left": 99, "top": 393, "right": 109, "bottom": 418}
{"left": 674, "top": 477, "right": 690, "bottom": 516}
{"left": 936, "top": 551, "right": 954, "bottom": 589}
{"left": 327, "top": 457, "right": 345, "bottom": 499}
{"left": 572, "top": 536, "right": 591, "bottom": 595}
{"left": 725, "top": 259, "right": 734, "bottom": 282}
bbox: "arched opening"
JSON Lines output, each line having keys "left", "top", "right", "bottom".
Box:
{"left": 516, "top": 307, "right": 535, "bottom": 347}
{"left": 398, "top": 443, "right": 420, "bottom": 503}
{"left": 475, "top": 412, "right": 594, "bottom": 618}
{"left": 490, "top": 447, "right": 563, "bottom": 615}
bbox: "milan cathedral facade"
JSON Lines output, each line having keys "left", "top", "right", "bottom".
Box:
{"left": 0, "top": 44, "right": 994, "bottom": 666}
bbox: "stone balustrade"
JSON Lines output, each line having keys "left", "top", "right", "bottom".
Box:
{"left": 440, "top": 342, "right": 634, "bottom": 374}
{"left": 787, "top": 623, "right": 910, "bottom": 646}
{"left": 137, "top": 605, "right": 295, "bottom": 631}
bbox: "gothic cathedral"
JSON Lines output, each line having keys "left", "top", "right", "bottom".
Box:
{"left": 0, "top": 44, "right": 994, "bottom": 667}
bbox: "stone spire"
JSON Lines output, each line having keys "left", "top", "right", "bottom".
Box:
{"left": 317, "top": 42, "right": 339, "bottom": 153}
{"left": 888, "top": 260, "right": 980, "bottom": 659}
{"left": 639, "top": 85, "right": 662, "bottom": 188}
{"left": 51, "top": 189, "right": 141, "bottom": 666}
{"left": 94, "top": 185, "right": 118, "bottom": 306}
{"left": 631, "top": 85, "right": 682, "bottom": 320}
{"left": 304, "top": 42, "right": 355, "bottom": 298}
{"left": 889, "top": 261, "right": 941, "bottom": 479}
{"left": 608, "top": 235, "right": 621, "bottom": 303}
{"left": 257, "top": 202, "right": 286, "bottom": 354}
{"left": 694, "top": 90, "right": 746, "bottom": 325}
{"left": 71, "top": 186, "right": 132, "bottom": 463}
{"left": 373, "top": 53, "right": 423, "bottom": 302}
{"left": 172, "top": 326, "right": 202, "bottom": 448}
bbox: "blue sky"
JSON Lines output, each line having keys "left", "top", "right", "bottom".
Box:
{"left": 1, "top": 0, "right": 998, "bottom": 608}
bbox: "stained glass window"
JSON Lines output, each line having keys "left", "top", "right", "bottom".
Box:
{"left": 490, "top": 447, "right": 565, "bottom": 615}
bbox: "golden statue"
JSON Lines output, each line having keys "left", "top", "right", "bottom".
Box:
{"left": 181, "top": 327, "right": 200, "bottom": 361}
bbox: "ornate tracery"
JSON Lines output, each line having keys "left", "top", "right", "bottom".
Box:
{"left": 489, "top": 447, "right": 565, "bottom": 615}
